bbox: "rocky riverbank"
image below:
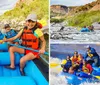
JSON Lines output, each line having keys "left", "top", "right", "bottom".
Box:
{"left": 50, "top": 23, "right": 100, "bottom": 43}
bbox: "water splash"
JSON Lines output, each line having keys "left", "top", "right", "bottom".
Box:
{"left": 50, "top": 57, "right": 100, "bottom": 85}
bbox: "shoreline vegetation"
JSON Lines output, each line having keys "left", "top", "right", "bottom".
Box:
{"left": 50, "top": 0, "right": 100, "bottom": 29}
{"left": 0, "top": 0, "right": 49, "bottom": 62}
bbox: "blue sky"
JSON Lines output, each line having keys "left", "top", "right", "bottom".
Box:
{"left": 51, "top": 0, "right": 96, "bottom": 6}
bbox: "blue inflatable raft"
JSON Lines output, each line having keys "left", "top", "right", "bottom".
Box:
{"left": 0, "top": 34, "right": 48, "bottom": 85}
{"left": 0, "top": 52, "right": 48, "bottom": 85}
{"left": 58, "top": 67, "right": 100, "bottom": 85}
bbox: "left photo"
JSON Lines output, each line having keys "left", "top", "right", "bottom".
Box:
{"left": 0, "top": 0, "right": 49, "bottom": 85}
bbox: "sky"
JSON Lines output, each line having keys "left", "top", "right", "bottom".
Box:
{"left": 51, "top": 0, "right": 96, "bottom": 6}
{"left": 0, "top": 0, "right": 18, "bottom": 15}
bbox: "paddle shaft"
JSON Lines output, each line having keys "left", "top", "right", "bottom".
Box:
{"left": 7, "top": 43, "right": 49, "bottom": 56}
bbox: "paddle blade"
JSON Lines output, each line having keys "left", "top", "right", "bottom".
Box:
{"left": 95, "top": 76, "right": 100, "bottom": 80}
{"left": 50, "top": 63, "right": 60, "bottom": 68}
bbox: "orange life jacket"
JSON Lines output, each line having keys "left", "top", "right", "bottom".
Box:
{"left": 21, "top": 29, "right": 39, "bottom": 49}
{"left": 37, "top": 22, "right": 42, "bottom": 29}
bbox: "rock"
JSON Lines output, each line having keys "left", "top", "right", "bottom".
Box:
{"left": 92, "top": 22, "right": 100, "bottom": 30}
{"left": 51, "top": 24, "right": 100, "bottom": 42}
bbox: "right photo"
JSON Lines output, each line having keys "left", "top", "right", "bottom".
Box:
{"left": 50, "top": 44, "right": 100, "bottom": 85}
{"left": 50, "top": 0, "right": 100, "bottom": 43}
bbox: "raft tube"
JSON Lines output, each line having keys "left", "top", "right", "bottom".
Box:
{"left": 59, "top": 71, "right": 100, "bottom": 85}
{"left": 0, "top": 42, "right": 8, "bottom": 51}
{"left": 0, "top": 52, "right": 48, "bottom": 85}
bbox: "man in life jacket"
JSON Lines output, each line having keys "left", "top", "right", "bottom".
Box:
{"left": 84, "top": 45, "right": 100, "bottom": 67}
{"left": 4, "top": 24, "right": 19, "bottom": 44}
{"left": 62, "top": 55, "right": 72, "bottom": 72}
{"left": 3, "top": 13, "right": 46, "bottom": 75}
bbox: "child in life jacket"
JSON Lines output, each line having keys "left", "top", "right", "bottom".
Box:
{"left": 4, "top": 24, "right": 19, "bottom": 44}
{"left": 3, "top": 14, "right": 46, "bottom": 75}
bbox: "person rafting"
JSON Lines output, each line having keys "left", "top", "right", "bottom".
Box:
{"left": 2, "top": 13, "right": 46, "bottom": 75}
{"left": 4, "top": 24, "right": 19, "bottom": 44}
{"left": 82, "top": 60, "right": 93, "bottom": 74}
{"left": 68, "top": 66, "right": 76, "bottom": 74}
{"left": 84, "top": 45, "right": 100, "bottom": 67}
{"left": 80, "top": 25, "right": 94, "bottom": 32}
{"left": 63, "top": 55, "right": 72, "bottom": 72}
{"left": 71, "top": 51, "right": 81, "bottom": 64}
{"left": 80, "top": 26, "right": 90, "bottom": 32}
{"left": 88, "top": 25, "right": 94, "bottom": 32}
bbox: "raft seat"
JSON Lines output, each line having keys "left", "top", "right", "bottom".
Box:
{"left": 0, "top": 65, "right": 21, "bottom": 76}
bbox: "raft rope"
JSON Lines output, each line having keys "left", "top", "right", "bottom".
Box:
{"left": 7, "top": 42, "right": 49, "bottom": 64}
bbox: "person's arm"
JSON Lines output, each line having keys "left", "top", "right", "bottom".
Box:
{"left": 3, "top": 29, "right": 23, "bottom": 42}
{"left": 39, "top": 35, "right": 46, "bottom": 54}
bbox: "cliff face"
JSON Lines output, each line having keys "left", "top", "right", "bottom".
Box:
{"left": 69, "top": 0, "right": 100, "bottom": 14}
{"left": 51, "top": 5, "right": 69, "bottom": 14}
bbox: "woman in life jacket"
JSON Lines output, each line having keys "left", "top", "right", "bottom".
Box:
{"left": 3, "top": 14, "right": 46, "bottom": 75}
{"left": 71, "top": 51, "right": 80, "bottom": 64}
{"left": 4, "top": 24, "right": 19, "bottom": 44}
{"left": 82, "top": 60, "right": 93, "bottom": 74}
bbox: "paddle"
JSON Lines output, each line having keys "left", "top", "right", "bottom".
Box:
{"left": 50, "top": 60, "right": 67, "bottom": 68}
{"left": 7, "top": 42, "right": 49, "bottom": 56}
{"left": 50, "top": 63, "right": 61, "bottom": 68}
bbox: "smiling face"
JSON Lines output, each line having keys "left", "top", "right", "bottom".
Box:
{"left": 26, "top": 20, "right": 36, "bottom": 29}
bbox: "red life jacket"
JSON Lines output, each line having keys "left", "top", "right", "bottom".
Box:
{"left": 21, "top": 29, "right": 39, "bottom": 49}
{"left": 37, "top": 22, "right": 42, "bottom": 29}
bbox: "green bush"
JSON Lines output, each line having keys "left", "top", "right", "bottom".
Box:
{"left": 67, "top": 11, "right": 100, "bottom": 27}
{"left": 50, "top": 18, "right": 65, "bottom": 23}
{"left": 0, "top": 0, "right": 49, "bottom": 21}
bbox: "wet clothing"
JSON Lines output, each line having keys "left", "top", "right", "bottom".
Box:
{"left": 21, "top": 28, "right": 43, "bottom": 58}
{"left": 63, "top": 59, "right": 72, "bottom": 72}
{"left": 5, "top": 29, "right": 19, "bottom": 42}
{"left": 82, "top": 64, "right": 93, "bottom": 73}
{"left": 80, "top": 28, "right": 90, "bottom": 32}
{"left": 84, "top": 47, "right": 100, "bottom": 67}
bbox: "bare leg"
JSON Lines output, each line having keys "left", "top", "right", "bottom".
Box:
{"left": 8, "top": 46, "right": 25, "bottom": 68}
{"left": 20, "top": 53, "right": 37, "bottom": 74}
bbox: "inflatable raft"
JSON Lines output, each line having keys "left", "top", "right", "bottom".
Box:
{"left": 0, "top": 34, "right": 48, "bottom": 85}
{"left": 58, "top": 66, "right": 100, "bottom": 85}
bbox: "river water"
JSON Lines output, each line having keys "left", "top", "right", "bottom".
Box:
{"left": 50, "top": 44, "right": 100, "bottom": 85}
{"left": 50, "top": 23, "right": 100, "bottom": 43}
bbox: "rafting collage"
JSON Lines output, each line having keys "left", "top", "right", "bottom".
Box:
{"left": 0, "top": 0, "right": 100, "bottom": 85}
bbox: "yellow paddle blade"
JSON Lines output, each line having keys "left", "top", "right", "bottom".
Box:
{"left": 61, "top": 60, "right": 67, "bottom": 65}
{"left": 50, "top": 63, "right": 60, "bottom": 68}
{"left": 95, "top": 76, "right": 100, "bottom": 80}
